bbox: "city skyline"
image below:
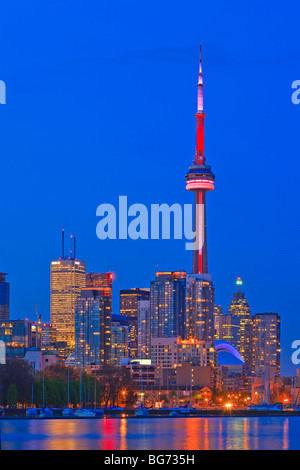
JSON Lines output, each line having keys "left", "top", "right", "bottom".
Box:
{"left": 0, "top": 52, "right": 285, "bottom": 380}
{"left": 0, "top": 1, "right": 299, "bottom": 377}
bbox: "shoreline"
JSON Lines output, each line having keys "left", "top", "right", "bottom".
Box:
{"left": 1, "top": 410, "right": 300, "bottom": 419}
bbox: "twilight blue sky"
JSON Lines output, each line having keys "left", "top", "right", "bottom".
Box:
{"left": 0, "top": 0, "right": 299, "bottom": 374}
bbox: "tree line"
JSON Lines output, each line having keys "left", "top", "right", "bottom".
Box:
{"left": 0, "top": 359, "right": 137, "bottom": 408}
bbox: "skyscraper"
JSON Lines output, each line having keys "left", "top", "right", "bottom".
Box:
{"left": 86, "top": 272, "right": 113, "bottom": 291}
{"left": 0, "top": 273, "right": 9, "bottom": 320}
{"left": 137, "top": 300, "right": 151, "bottom": 358}
{"left": 120, "top": 287, "right": 150, "bottom": 358}
{"left": 227, "top": 277, "right": 252, "bottom": 370}
{"left": 252, "top": 313, "right": 280, "bottom": 376}
{"left": 74, "top": 288, "right": 112, "bottom": 369}
{"left": 111, "top": 320, "right": 129, "bottom": 365}
{"left": 185, "top": 273, "right": 214, "bottom": 343}
{"left": 150, "top": 271, "right": 186, "bottom": 339}
{"left": 50, "top": 231, "right": 86, "bottom": 350}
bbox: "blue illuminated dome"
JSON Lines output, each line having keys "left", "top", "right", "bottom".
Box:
{"left": 215, "top": 340, "right": 245, "bottom": 365}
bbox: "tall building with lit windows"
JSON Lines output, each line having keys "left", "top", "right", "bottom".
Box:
{"left": 185, "top": 273, "right": 214, "bottom": 343}
{"left": 227, "top": 277, "right": 252, "bottom": 370}
{"left": 86, "top": 272, "right": 113, "bottom": 291}
{"left": 252, "top": 313, "right": 280, "bottom": 376}
{"left": 50, "top": 232, "right": 86, "bottom": 351}
{"left": 111, "top": 320, "right": 128, "bottom": 365}
{"left": 74, "top": 288, "right": 112, "bottom": 369}
{"left": 0, "top": 273, "right": 9, "bottom": 320}
{"left": 120, "top": 288, "right": 150, "bottom": 358}
{"left": 214, "top": 305, "right": 224, "bottom": 340}
{"left": 137, "top": 300, "right": 151, "bottom": 358}
{"left": 150, "top": 272, "right": 186, "bottom": 339}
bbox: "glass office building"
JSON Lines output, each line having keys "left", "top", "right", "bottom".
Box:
{"left": 0, "top": 273, "right": 9, "bottom": 320}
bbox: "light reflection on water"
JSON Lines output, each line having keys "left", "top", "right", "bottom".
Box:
{"left": 0, "top": 416, "right": 297, "bottom": 450}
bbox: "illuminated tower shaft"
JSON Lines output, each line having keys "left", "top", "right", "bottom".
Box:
{"left": 186, "top": 46, "right": 215, "bottom": 274}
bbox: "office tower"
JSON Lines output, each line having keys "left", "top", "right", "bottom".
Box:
{"left": 214, "top": 305, "right": 224, "bottom": 341}
{"left": 120, "top": 287, "right": 150, "bottom": 358}
{"left": 227, "top": 277, "right": 252, "bottom": 370}
{"left": 252, "top": 313, "right": 280, "bottom": 376}
{"left": 185, "top": 273, "right": 214, "bottom": 343}
{"left": 41, "top": 322, "right": 57, "bottom": 348}
{"left": 111, "top": 320, "right": 129, "bottom": 365}
{"left": 50, "top": 231, "right": 86, "bottom": 350}
{"left": 86, "top": 272, "right": 113, "bottom": 292}
{"left": 0, "top": 273, "right": 9, "bottom": 320}
{"left": 185, "top": 47, "right": 215, "bottom": 275}
{"left": 74, "top": 288, "right": 112, "bottom": 369}
{"left": 150, "top": 272, "right": 186, "bottom": 339}
{"left": 0, "top": 319, "right": 35, "bottom": 358}
{"left": 31, "top": 321, "right": 42, "bottom": 349}
{"left": 138, "top": 300, "right": 151, "bottom": 358}
{"left": 222, "top": 314, "right": 240, "bottom": 347}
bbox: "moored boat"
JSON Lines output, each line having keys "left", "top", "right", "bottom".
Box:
{"left": 62, "top": 408, "right": 75, "bottom": 417}
{"left": 26, "top": 408, "right": 38, "bottom": 417}
{"left": 74, "top": 409, "right": 96, "bottom": 418}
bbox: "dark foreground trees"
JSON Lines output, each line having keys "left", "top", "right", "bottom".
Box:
{"left": 0, "top": 360, "right": 137, "bottom": 408}
{"left": 0, "top": 358, "right": 34, "bottom": 406}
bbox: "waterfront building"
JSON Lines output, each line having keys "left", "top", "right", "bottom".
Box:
{"left": 150, "top": 336, "right": 214, "bottom": 369}
{"left": 0, "top": 273, "right": 9, "bottom": 320}
{"left": 129, "top": 359, "right": 156, "bottom": 388}
{"left": 120, "top": 288, "right": 150, "bottom": 358}
{"left": 74, "top": 288, "right": 112, "bottom": 369}
{"left": 150, "top": 271, "right": 186, "bottom": 339}
{"left": 24, "top": 348, "right": 58, "bottom": 374}
{"left": 252, "top": 312, "right": 281, "bottom": 376}
{"left": 157, "top": 363, "right": 212, "bottom": 391}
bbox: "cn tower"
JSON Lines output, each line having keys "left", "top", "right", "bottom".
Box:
{"left": 185, "top": 46, "right": 215, "bottom": 274}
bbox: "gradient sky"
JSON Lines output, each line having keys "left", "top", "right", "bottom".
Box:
{"left": 0, "top": 0, "right": 299, "bottom": 375}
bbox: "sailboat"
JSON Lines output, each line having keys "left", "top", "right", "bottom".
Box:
{"left": 74, "top": 370, "right": 96, "bottom": 418}
{"left": 248, "top": 367, "right": 282, "bottom": 411}
{"left": 38, "top": 373, "right": 53, "bottom": 418}
{"left": 135, "top": 365, "right": 149, "bottom": 417}
{"left": 63, "top": 366, "right": 74, "bottom": 417}
{"left": 26, "top": 383, "right": 38, "bottom": 417}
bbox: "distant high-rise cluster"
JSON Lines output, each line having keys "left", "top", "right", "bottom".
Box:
{"left": 214, "top": 277, "right": 281, "bottom": 379}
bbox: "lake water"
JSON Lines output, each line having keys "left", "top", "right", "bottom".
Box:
{"left": 1, "top": 416, "right": 299, "bottom": 450}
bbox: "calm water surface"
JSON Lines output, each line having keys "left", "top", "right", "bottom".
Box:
{"left": 1, "top": 416, "right": 299, "bottom": 450}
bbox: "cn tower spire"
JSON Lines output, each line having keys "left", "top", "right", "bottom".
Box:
{"left": 185, "top": 46, "right": 215, "bottom": 274}
{"left": 197, "top": 45, "right": 203, "bottom": 112}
